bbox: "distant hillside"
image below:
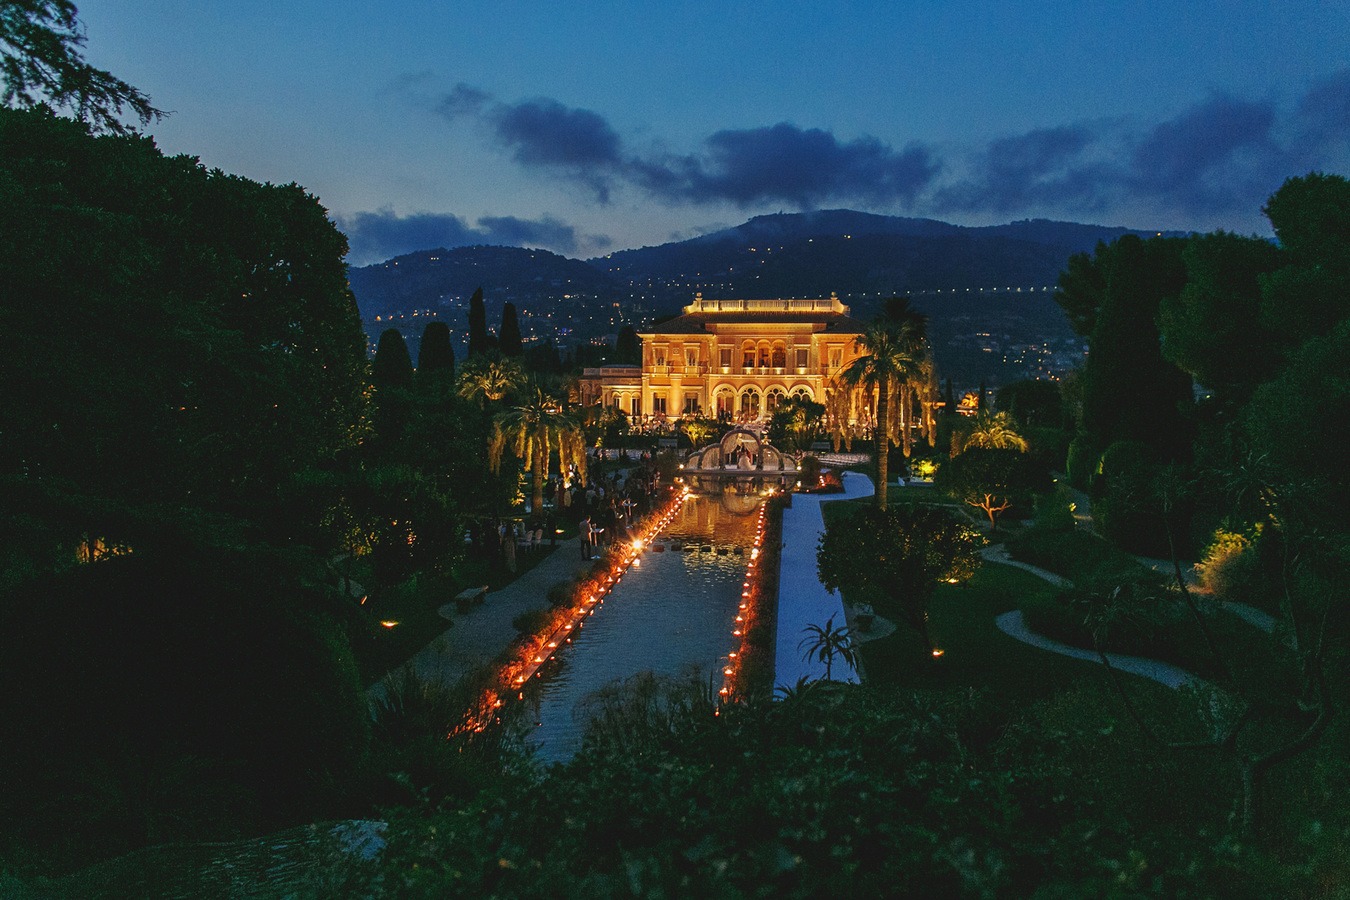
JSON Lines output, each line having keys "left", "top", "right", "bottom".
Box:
{"left": 346, "top": 210, "right": 1173, "bottom": 385}
{"left": 591, "top": 210, "right": 1178, "bottom": 305}
{"left": 348, "top": 245, "right": 616, "bottom": 321}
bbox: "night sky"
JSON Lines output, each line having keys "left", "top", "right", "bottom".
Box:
{"left": 79, "top": 1, "right": 1350, "bottom": 264}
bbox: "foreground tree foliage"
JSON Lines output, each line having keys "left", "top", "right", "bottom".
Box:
{"left": 0, "top": 105, "right": 375, "bottom": 871}
{"left": 0, "top": 105, "right": 367, "bottom": 530}
{"left": 317, "top": 678, "right": 1338, "bottom": 898}
{"left": 0, "top": 0, "right": 162, "bottom": 133}
{"left": 1034, "top": 173, "right": 1350, "bottom": 860}
{"left": 0, "top": 548, "right": 370, "bottom": 872}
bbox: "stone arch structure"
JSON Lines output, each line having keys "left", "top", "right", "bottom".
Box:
{"left": 789, "top": 384, "right": 814, "bottom": 402}
{"left": 771, "top": 342, "right": 787, "bottom": 368}
{"left": 682, "top": 427, "right": 799, "bottom": 474}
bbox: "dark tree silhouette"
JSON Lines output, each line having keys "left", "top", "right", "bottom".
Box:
{"left": 373, "top": 328, "right": 413, "bottom": 390}
{"left": 614, "top": 325, "right": 641, "bottom": 365}
{"left": 499, "top": 301, "right": 522, "bottom": 357}
{"left": 467, "top": 287, "right": 489, "bottom": 358}
{"left": 417, "top": 321, "right": 455, "bottom": 378}
{"left": 0, "top": 0, "right": 163, "bottom": 133}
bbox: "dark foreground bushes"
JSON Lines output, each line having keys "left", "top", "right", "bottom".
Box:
{"left": 316, "top": 676, "right": 1345, "bottom": 898}
{"left": 0, "top": 548, "right": 369, "bottom": 872}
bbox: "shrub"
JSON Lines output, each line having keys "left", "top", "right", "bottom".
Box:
{"left": 1033, "top": 486, "right": 1077, "bottom": 533}
{"left": 547, "top": 578, "right": 578, "bottom": 607}
{"left": 1007, "top": 525, "right": 1146, "bottom": 586}
{"left": 1196, "top": 528, "right": 1251, "bottom": 595}
{"left": 511, "top": 608, "right": 553, "bottom": 636}
{"left": 1065, "top": 435, "right": 1102, "bottom": 489}
{"left": 798, "top": 454, "right": 822, "bottom": 488}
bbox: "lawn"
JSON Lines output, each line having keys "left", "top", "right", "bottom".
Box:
{"left": 858, "top": 564, "right": 1156, "bottom": 703}
{"left": 818, "top": 495, "right": 1175, "bottom": 706}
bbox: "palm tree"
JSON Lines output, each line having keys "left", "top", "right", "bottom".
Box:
{"left": 457, "top": 354, "right": 525, "bottom": 407}
{"left": 681, "top": 415, "right": 718, "bottom": 449}
{"left": 957, "top": 410, "right": 1028, "bottom": 454}
{"left": 798, "top": 616, "right": 858, "bottom": 682}
{"left": 832, "top": 312, "right": 927, "bottom": 509}
{"left": 488, "top": 382, "right": 588, "bottom": 513}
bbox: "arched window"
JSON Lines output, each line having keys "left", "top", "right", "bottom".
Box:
{"left": 715, "top": 387, "right": 735, "bottom": 420}
{"left": 766, "top": 388, "right": 785, "bottom": 413}
{"left": 771, "top": 344, "right": 786, "bottom": 367}
{"left": 739, "top": 388, "right": 761, "bottom": 419}
{"left": 741, "top": 341, "right": 755, "bottom": 369}
{"left": 791, "top": 387, "right": 813, "bottom": 402}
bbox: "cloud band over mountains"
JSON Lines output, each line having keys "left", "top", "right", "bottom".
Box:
{"left": 346, "top": 71, "right": 1348, "bottom": 262}
{"left": 339, "top": 209, "right": 611, "bottom": 264}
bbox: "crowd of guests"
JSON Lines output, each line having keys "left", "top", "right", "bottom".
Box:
{"left": 485, "top": 450, "right": 666, "bottom": 570}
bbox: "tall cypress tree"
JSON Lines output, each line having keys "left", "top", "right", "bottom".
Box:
{"left": 1078, "top": 235, "right": 1192, "bottom": 462}
{"left": 614, "top": 325, "right": 641, "bottom": 365}
{"left": 372, "top": 328, "right": 414, "bottom": 451}
{"left": 373, "top": 328, "right": 413, "bottom": 389}
{"left": 418, "top": 321, "right": 455, "bottom": 378}
{"left": 499, "top": 301, "right": 523, "bottom": 357}
{"left": 467, "top": 287, "right": 488, "bottom": 359}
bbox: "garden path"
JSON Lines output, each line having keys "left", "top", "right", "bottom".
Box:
{"left": 375, "top": 536, "right": 598, "bottom": 698}
{"left": 774, "top": 471, "right": 874, "bottom": 689}
{"left": 983, "top": 543, "right": 1277, "bottom": 688}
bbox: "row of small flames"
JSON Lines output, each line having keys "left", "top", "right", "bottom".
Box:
{"left": 720, "top": 502, "right": 768, "bottom": 702}
{"left": 459, "top": 486, "right": 770, "bottom": 735}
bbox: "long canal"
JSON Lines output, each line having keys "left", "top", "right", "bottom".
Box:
{"left": 521, "top": 488, "right": 767, "bottom": 762}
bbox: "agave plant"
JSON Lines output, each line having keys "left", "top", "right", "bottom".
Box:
{"left": 798, "top": 616, "right": 858, "bottom": 682}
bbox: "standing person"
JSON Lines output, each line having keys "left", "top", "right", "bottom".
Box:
{"left": 580, "top": 515, "right": 593, "bottom": 560}
{"left": 503, "top": 525, "right": 517, "bottom": 573}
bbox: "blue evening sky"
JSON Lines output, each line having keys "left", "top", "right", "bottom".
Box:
{"left": 79, "top": 1, "right": 1350, "bottom": 263}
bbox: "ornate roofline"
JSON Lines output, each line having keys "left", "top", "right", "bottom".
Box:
{"left": 682, "top": 292, "right": 849, "bottom": 316}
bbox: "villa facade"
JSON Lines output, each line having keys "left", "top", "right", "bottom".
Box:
{"left": 580, "top": 294, "right": 868, "bottom": 424}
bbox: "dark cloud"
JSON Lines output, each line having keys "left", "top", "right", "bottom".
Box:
{"left": 476, "top": 214, "right": 581, "bottom": 252}
{"left": 430, "top": 81, "right": 1349, "bottom": 228}
{"left": 1290, "top": 67, "right": 1350, "bottom": 161}
{"left": 435, "top": 86, "right": 621, "bottom": 201}
{"left": 438, "top": 87, "right": 938, "bottom": 209}
{"left": 933, "top": 125, "right": 1105, "bottom": 214}
{"left": 339, "top": 209, "right": 608, "bottom": 264}
{"left": 634, "top": 123, "right": 940, "bottom": 207}
{"left": 938, "top": 92, "right": 1310, "bottom": 220}
{"left": 1126, "top": 93, "right": 1282, "bottom": 211}
{"left": 436, "top": 82, "right": 492, "bottom": 119}
{"left": 491, "top": 99, "right": 623, "bottom": 169}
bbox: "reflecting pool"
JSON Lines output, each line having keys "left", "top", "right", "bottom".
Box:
{"left": 524, "top": 490, "right": 763, "bottom": 762}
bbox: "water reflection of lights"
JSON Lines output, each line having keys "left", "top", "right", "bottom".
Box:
{"left": 463, "top": 489, "right": 692, "bottom": 733}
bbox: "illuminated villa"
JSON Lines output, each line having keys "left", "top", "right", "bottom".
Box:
{"left": 579, "top": 293, "right": 868, "bottom": 424}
